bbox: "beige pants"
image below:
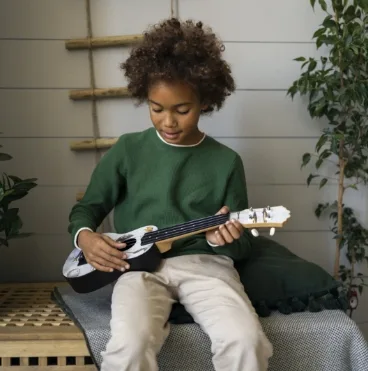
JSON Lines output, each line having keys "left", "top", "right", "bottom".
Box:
{"left": 100, "top": 254, "right": 273, "bottom": 371}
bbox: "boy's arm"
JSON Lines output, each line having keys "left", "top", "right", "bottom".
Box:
{"left": 209, "top": 154, "right": 253, "bottom": 261}
{"left": 68, "top": 138, "right": 125, "bottom": 247}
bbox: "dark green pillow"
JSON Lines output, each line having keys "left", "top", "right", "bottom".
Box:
{"left": 169, "top": 236, "right": 348, "bottom": 323}
{"left": 234, "top": 236, "right": 348, "bottom": 317}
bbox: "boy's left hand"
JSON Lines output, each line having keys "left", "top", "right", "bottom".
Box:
{"left": 205, "top": 206, "right": 244, "bottom": 246}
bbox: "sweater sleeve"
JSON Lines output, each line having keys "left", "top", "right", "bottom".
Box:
{"left": 67, "top": 137, "right": 126, "bottom": 245}
{"left": 210, "top": 154, "right": 253, "bottom": 261}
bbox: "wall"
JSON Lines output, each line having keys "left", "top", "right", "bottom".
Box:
{"left": 0, "top": 0, "right": 367, "bottom": 338}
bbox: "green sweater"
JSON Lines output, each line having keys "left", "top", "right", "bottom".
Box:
{"left": 68, "top": 128, "right": 252, "bottom": 261}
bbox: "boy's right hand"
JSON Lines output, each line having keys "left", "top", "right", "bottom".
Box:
{"left": 77, "top": 230, "right": 130, "bottom": 273}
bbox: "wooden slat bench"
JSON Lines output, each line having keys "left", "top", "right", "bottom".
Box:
{"left": 0, "top": 282, "right": 97, "bottom": 370}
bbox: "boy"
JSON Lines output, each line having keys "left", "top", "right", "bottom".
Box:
{"left": 68, "top": 18, "right": 273, "bottom": 371}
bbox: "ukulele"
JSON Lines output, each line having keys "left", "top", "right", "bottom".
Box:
{"left": 62, "top": 205, "right": 290, "bottom": 293}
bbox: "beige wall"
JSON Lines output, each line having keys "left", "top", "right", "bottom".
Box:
{"left": 0, "top": 0, "right": 367, "bottom": 337}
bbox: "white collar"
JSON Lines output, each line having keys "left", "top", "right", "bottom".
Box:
{"left": 156, "top": 130, "right": 206, "bottom": 147}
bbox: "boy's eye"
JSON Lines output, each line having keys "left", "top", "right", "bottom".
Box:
{"left": 152, "top": 108, "right": 189, "bottom": 115}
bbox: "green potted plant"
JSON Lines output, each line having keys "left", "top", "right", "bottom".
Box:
{"left": 287, "top": 0, "right": 368, "bottom": 314}
{"left": 0, "top": 139, "right": 37, "bottom": 246}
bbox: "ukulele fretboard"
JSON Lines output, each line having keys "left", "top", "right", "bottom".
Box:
{"left": 141, "top": 213, "right": 230, "bottom": 245}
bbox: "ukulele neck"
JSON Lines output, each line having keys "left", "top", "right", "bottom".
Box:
{"left": 141, "top": 212, "right": 234, "bottom": 245}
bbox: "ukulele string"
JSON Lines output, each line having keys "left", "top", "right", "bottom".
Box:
{"left": 141, "top": 213, "right": 230, "bottom": 244}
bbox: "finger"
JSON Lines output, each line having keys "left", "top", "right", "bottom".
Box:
{"left": 93, "top": 255, "right": 124, "bottom": 272}
{"left": 215, "top": 205, "right": 229, "bottom": 215}
{"left": 99, "top": 239, "right": 127, "bottom": 260}
{"left": 100, "top": 250, "right": 130, "bottom": 271}
{"left": 219, "top": 224, "right": 234, "bottom": 243}
{"left": 215, "top": 230, "right": 226, "bottom": 246}
{"left": 226, "top": 221, "right": 242, "bottom": 239}
{"left": 89, "top": 259, "right": 114, "bottom": 273}
{"left": 230, "top": 219, "right": 244, "bottom": 232}
{"left": 102, "top": 234, "right": 127, "bottom": 249}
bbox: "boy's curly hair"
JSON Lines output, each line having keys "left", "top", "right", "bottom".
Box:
{"left": 121, "top": 18, "right": 235, "bottom": 113}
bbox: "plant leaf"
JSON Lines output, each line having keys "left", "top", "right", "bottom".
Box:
{"left": 346, "top": 184, "right": 358, "bottom": 190}
{"left": 319, "top": 0, "right": 327, "bottom": 11}
{"left": 307, "top": 174, "right": 319, "bottom": 186}
{"left": 301, "top": 153, "right": 311, "bottom": 168}
{"left": 315, "top": 202, "right": 330, "bottom": 218}
{"left": 315, "top": 134, "right": 329, "bottom": 153}
{"left": 8, "top": 175, "right": 22, "bottom": 183}
{"left": 319, "top": 178, "right": 328, "bottom": 188}
{"left": 323, "top": 19, "right": 337, "bottom": 29}
{"left": 0, "top": 189, "right": 14, "bottom": 203}
{"left": 0, "top": 153, "right": 12, "bottom": 161}
{"left": 313, "top": 28, "right": 326, "bottom": 39}
{"left": 308, "top": 59, "right": 318, "bottom": 72}
{"left": 316, "top": 158, "right": 323, "bottom": 169}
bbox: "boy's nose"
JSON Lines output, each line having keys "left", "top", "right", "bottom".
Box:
{"left": 163, "top": 114, "right": 177, "bottom": 128}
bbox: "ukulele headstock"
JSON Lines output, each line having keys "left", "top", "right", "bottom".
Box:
{"left": 231, "top": 205, "right": 291, "bottom": 237}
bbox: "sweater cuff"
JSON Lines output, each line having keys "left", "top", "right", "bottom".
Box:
{"left": 74, "top": 227, "right": 93, "bottom": 250}
{"left": 207, "top": 239, "right": 219, "bottom": 247}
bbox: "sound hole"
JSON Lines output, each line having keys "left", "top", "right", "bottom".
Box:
{"left": 118, "top": 238, "right": 137, "bottom": 252}
{"left": 116, "top": 234, "right": 136, "bottom": 252}
{"left": 116, "top": 234, "right": 133, "bottom": 242}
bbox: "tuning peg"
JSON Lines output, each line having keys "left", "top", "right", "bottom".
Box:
{"left": 251, "top": 229, "right": 259, "bottom": 237}
{"left": 270, "top": 227, "right": 275, "bottom": 236}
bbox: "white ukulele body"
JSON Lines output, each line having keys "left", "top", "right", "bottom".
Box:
{"left": 62, "top": 225, "right": 161, "bottom": 293}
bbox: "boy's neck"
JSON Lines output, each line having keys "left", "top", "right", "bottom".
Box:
{"left": 155, "top": 130, "right": 206, "bottom": 147}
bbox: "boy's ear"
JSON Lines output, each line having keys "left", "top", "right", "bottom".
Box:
{"left": 201, "top": 104, "right": 209, "bottom": 112}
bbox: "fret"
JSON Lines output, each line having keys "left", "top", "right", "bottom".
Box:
{"left": 141, "top": 213, "right": 230, "bottom": 244}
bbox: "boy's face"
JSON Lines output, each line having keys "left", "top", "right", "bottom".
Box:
{"left": 147, "top": 80, "right": 206, "bottom": 145}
